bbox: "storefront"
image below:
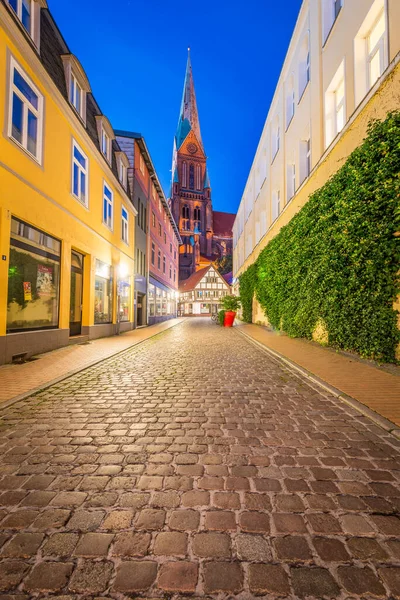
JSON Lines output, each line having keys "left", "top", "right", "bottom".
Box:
{"left": 148, "top": 276, "right": 177, "bottom": 325}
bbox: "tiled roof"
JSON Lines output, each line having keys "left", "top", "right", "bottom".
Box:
{"left": 179, "top": 265, "right": 210, "bottom": 292}
{"left": 213, "top": 211, "right": 236, "bottom": 236}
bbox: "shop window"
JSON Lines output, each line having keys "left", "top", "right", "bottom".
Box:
{"left": 148, "top": 283, "right": 155, "bottom": 316}
{"left": 94, "top": 260, "right": 113, "bottom": 324}
{"left": 156, "top": 287, "right": 162, "bottom": 315}
{"left": 118, "top": 278, "right": 131, "bottom": 322}
{"left": 7, "top": 217, "right": 61, "bottom": 332}
{"left": 8, "top": 57, "right": 43, "bottom": 163}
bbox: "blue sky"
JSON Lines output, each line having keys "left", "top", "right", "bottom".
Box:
{"left": 50, "top": 0, "right": 302, "bottom": 214}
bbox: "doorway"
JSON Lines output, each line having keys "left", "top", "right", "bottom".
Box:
{"left": 70, "top": 250, "right": 84, "bottom": 336}
{"left": 137, "top": 293, "right": 144, "bottom": 327}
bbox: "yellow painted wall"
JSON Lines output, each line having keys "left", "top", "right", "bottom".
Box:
{"left": 0, "top": 12, "right": 135, "bottom": 343}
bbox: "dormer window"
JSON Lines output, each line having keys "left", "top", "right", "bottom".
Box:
{"left": 116, "top": 152, "right": 129, "bottom": 190}
{"left": 7, "top": 0, "right": 45, "bottom": 46}
{"left": 62, "top": 54, "right": 91, "bottom": 123}
{"left": 95, "top": 116, "right": 115, "bottom": 165}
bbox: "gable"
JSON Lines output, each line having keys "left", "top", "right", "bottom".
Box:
{"left": 179, "top": 130, "right": 205, "bottom": 159}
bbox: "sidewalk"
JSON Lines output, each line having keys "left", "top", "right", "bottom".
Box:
{"left": 0, "top": 319, "right": 184, "bottom": 408}
{"left": 236, "top": 322, "right": 400, "bottom": 430}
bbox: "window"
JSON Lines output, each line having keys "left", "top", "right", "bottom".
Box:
{"left": 118, "top": 158, "right": 127, "bottom": 189}
{"left": 272, "top": 190, "right": 281, "bottom": 222}
{"left": 152, "top": 211, "right": 156, "bottom": 227}
{"left": 367, "top": 11, "right": 386, "bottom": 89}
{"left": 158, "top": 223, "right": 162, "bottom": 236}
{"left": 121, "top": 206, "right": 129, "bottom": 244}
{"left": 182, "top": 204, "right": 190, "bottom": 230}
{"left": 8, "top": 0, "right": 33, "bottom": 36}
{"left": 157, "top": 250, "right": 161, "bottom": 270}
{"left": 94, "top": 260, "right": 113, "bottom": 324}
{"left": 163, "top": 255, "right": 166, "bottom": 274}
{"left": 139, "top": 153, "right": 145, "bottom": 174}
{"left": 103, "top": 183, "right": 113, "bottom": 229}
{"left": 194, "top": 206, "right": 201, "bottom": 232}
{"left": 101, "top": 127, "right": 111, "bottom": 162}
{"left": 300, "top": 138, "right": 311, "bottom": 183}
{"left": 70, "top": 72, "right": 82, "bottom": 116}
{"left": 322, "top": 0, "right": 343, "bottom": 43}
{"left": 272, "top": 119, "right": 280, "bottom": 159}
{"left": 72, "top": 140, "right": 88, "bottom": 206}
{"left": 151, "top": 242, "right": 155, "bottom": 266}
{"left": 7, "top": 217, "right": 61, "bottom": 332}
{"left": 287, "top": 163, "right": 296, "bottom": 201}
{"left": 189, "top": 164, "right": 195, "bottom": 189}
{"left": 164, "top": 232, "right": 167, "bottom": 244}
{"left": 196, "top": 164, "right": 201, "bottom": 190}
{"left": 182, "top": 162, "right": 187, "bottom": 187}
{"left": 299, "top": 35, "right": 310, "bottom": 98}
{"left": 8, "top": 58, "right": 43, "bottom": 162}
{"left": 174, "top": 269, "right": 176, "bottom": 283}
{"left": 169, "top": 263, "right": 172, "bottom": 279}
{"left": 325, "top": 61, "right": 345, "bottom": 148}
{"left": 170, "top": 242, "right": 172, "bottom": 253}
{"left": 286, "top": 76, "right": 295, "bottom": 127}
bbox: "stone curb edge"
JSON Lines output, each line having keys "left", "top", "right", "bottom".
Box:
{"left": 0, "top": 319, "right": 185, "bottom": 414}
{"left": 234, "top": 326, "right": 400, "bottom": 441}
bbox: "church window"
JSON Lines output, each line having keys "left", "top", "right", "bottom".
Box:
{"left": 196, "top": 164, "right": 201, "bottom": 190}
{"left": 182, "top": 204, "right": 190, "bottom": 230}
{"left": 194, "top": 206, "right": 201, "bottom": 232}
{"left": 182, "top": 162, "right": 187, "bottom": 187}
{"left": 189, "top": 164, "right": 194, "bottom": 189}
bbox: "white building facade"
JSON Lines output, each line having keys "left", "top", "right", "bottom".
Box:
{"left": 233, "top": 0, "right": 400, "bottom": 311}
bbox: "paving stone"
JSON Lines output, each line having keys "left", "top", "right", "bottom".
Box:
{"left": 0, "top": 560, "right": 29, "bottom": 591}
{"left": 205, "top": 510, "right": 236, "bottom": 530}
{"left": 85, "top": 492, "right": 118, "bottom": 507}
{"left": 181, "top": 490, "right": 210, "bottom": 507}
{"left": 337, "top": 566, "right": 386, "bottom": 596}
{"left": 370, "top": 515, "right": 400, "bottom": 535}
{"left": 0, "top": 533, "right": 43, "bottom": 557}
{"left": 275, "top": 494, "right": 305, "bottom": 511}
{"left": 213, "top": 491, "right": 240, "bottom": 509}
{"left": 50, "top": 492, "right": 87, "bottom": 507}
{"left": 340, "top": 513, "right": 375, "bottom": 535}
{"left": 235, "top": 534, "right": 271, "bottom": 561}
{"left": 239, "top": 511, "right": 270, "bottom": 533}
{"left": 274, "top": 536, "right": 312, "bottom": 561}
{"left": 313, "top": 537, "right": 350, "bottom": 561}
{"left": 112, "top": 560, "right": 157, "bottom": 592}
{"left": 244, "top": 492, "right": 272, "bottom": 510}
{"left": 307, "top": 513, "right": 342, "bottom": 534}
{"left": 204, "top": 562, "right": 242, "bottom": 593}
{"left": 158, "top": 561, "right": 198, "bottom": 593}
{"left": 347, "top": 537, "right": 389, "bottom": 560}
{"left": 67, "top": 510, "right": 104, "bottom": 531}
{"left": 135, "top": 509, "right": 165, "bottom": 530}
{"left": 379, "top": 567, "right": 400, "bottom": 597}
{"left": 112, "top": 531, "right": 150, "bottom": 556}
{"left": 169, "top": 509, "right": 200, "bottom": 530}
{"left": 20, "top": 491, "right": 56, "bottom": 507}
{"left": 74, "top": 532, "right": 114, "bottom": 556}
{"left": 273, "top": 513, "right": 307, "bottom": 533}
{"left": 25, "top": 562, "right": 73, "bottom": 592}
{"left": 291, "top": 567, "right": 340, "bottom": 598}
{"left": 151, "top": 491, "right": 180, "bottom": 508}
{"left": 32, "top": 509, "right": 70, "bottom": 529}
{"left": 68, "top": 560, "right": 114, "bottom": 593}
{"left": 192, "top": 532, "right": 231, "bottom": 557}
{"left": 42, "top": 533, "right": 79, "bottom": 556}
{"left": 249, "top": 564, "right": 290, "bottom": 596}
{"left": 101, "top": 510, "right": 133, "bottom": 529}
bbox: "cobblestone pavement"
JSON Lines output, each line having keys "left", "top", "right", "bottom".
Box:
{"left": 0, "top": 318, "right": 400, "bottom": 599}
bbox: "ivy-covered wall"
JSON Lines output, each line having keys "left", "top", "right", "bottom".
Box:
{"left": 239, "top": 113, "right": 400, "bottom": 363}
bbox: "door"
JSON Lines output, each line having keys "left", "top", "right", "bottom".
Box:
{"left": 137, "top": 293, "right": 143, "bottom": 326}
{"left": 69, "top": 250, "right": 84, "bottom": 336}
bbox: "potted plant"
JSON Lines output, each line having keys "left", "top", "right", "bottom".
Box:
{"left": 221, "top": 295, "right": 241, "bottom": 327}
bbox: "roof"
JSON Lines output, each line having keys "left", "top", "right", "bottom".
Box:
{"left": 213, "top": 211, "right": 236, "bottom": 237}
{"left": 204, "top": 168, "right": 211, "bottom": 189}
{"left": 115, "top": 130, "right": 182, "bottom": 244}
{"left": 175, "top": 50, "right": 203, "bottom": 150}
{"left": 179, "top": 265, "right": 210, "bottom": 292}
{"left": 223, "top": 271, "right": 233, "bottom": 285}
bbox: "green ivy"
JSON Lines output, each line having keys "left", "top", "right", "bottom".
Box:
{"left": 239, "top": 112, "right": 400, "bottom": 363}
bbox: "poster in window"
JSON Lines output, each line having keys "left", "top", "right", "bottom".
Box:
{"left": 23, "top": 281, "right": 32, "bottom": 301}
{"left": 36, "top": 265, "right": 53, "bottom": 297}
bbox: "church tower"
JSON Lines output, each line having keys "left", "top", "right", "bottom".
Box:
{"left": 170, "top": 50, "right": 213, "bottom": 281}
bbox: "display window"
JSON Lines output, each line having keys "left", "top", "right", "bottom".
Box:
{"left": 94, "top": 260, "right": 113, "bottom": 324}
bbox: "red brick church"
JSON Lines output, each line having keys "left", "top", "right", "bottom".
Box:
{"left": 169, "top": 51, "right": 235, "bottom": 281}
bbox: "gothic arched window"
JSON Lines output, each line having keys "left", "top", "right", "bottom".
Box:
{"left": 182, "top": 162, "right": 187, "bottom": 187}
{"left": 196, "top": 165, "right": 201, "bottom": 190}
{"left": 182, "top": 204, "right": 190, "bottom": 231}
{"left": 194, "top": 206, "right": 201, "bottom": 232}
{"left": 189, "top": 164, "right": 194, "bottom": 190}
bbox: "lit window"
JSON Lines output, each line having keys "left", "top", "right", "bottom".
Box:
{"left": 103, "top": 183, "right": 113, "bottom": 229}
{"left": 367, "top": 11, "right": 386, "bottom": 88}
{"left": 158, "top": 223, "right": 162, "bottom": 236}
{"left": 72, "top": 140, "right": 88, "bottom": 206}
{"left": 70, "top": 72, "right": 82, "bottom": 116}
{"left": 322, "top": 0, "right": 343, "bottom": 43}
{"left": 8, "top": 0, "right": 32, "bottom": 36}
{"left": 8, "top": 58, "right": 43, "bottom": 162}
{"left": 325, "top": 61, "right": 345, "bottom": 147}
{"left": 164, "top": 232, "right": 167, "bottom": 244}
{"left": 121, "top": 206, "right": 129, "bottom": 244}
{"left": 139, "top": 153, "right": 145, "bottom": 174}
{"left": 152, "top": 211, "right": 156, "bottom": 227}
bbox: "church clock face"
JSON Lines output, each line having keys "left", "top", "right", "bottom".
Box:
{"left": 187, "top": 143, "right": 198, "bottom": 154}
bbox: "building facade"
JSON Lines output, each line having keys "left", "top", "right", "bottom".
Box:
{"left": 117, "top": 131, "right": 181, "bottom": 326}
{"left": 0, "top": 0, "right": 136, "bottom": 364}
{"left": 233, "top": 0, "right": 400, "bottom": 324}
{"left": 169, "top": 51, "right": 235, "bottom": 281}
{"left": 178, "top": 263, "right": 230, "bottom": 316}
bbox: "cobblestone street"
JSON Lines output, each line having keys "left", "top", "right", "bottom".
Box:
{"left": 0, "top": 318, "right": 400, "bottom": 599}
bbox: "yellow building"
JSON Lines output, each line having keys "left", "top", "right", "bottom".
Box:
{"left": 0, "top": 0, "right": 136, "bottom": 364}
{"left": 233, "top": 0, "right": 400, "bottom": 327}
